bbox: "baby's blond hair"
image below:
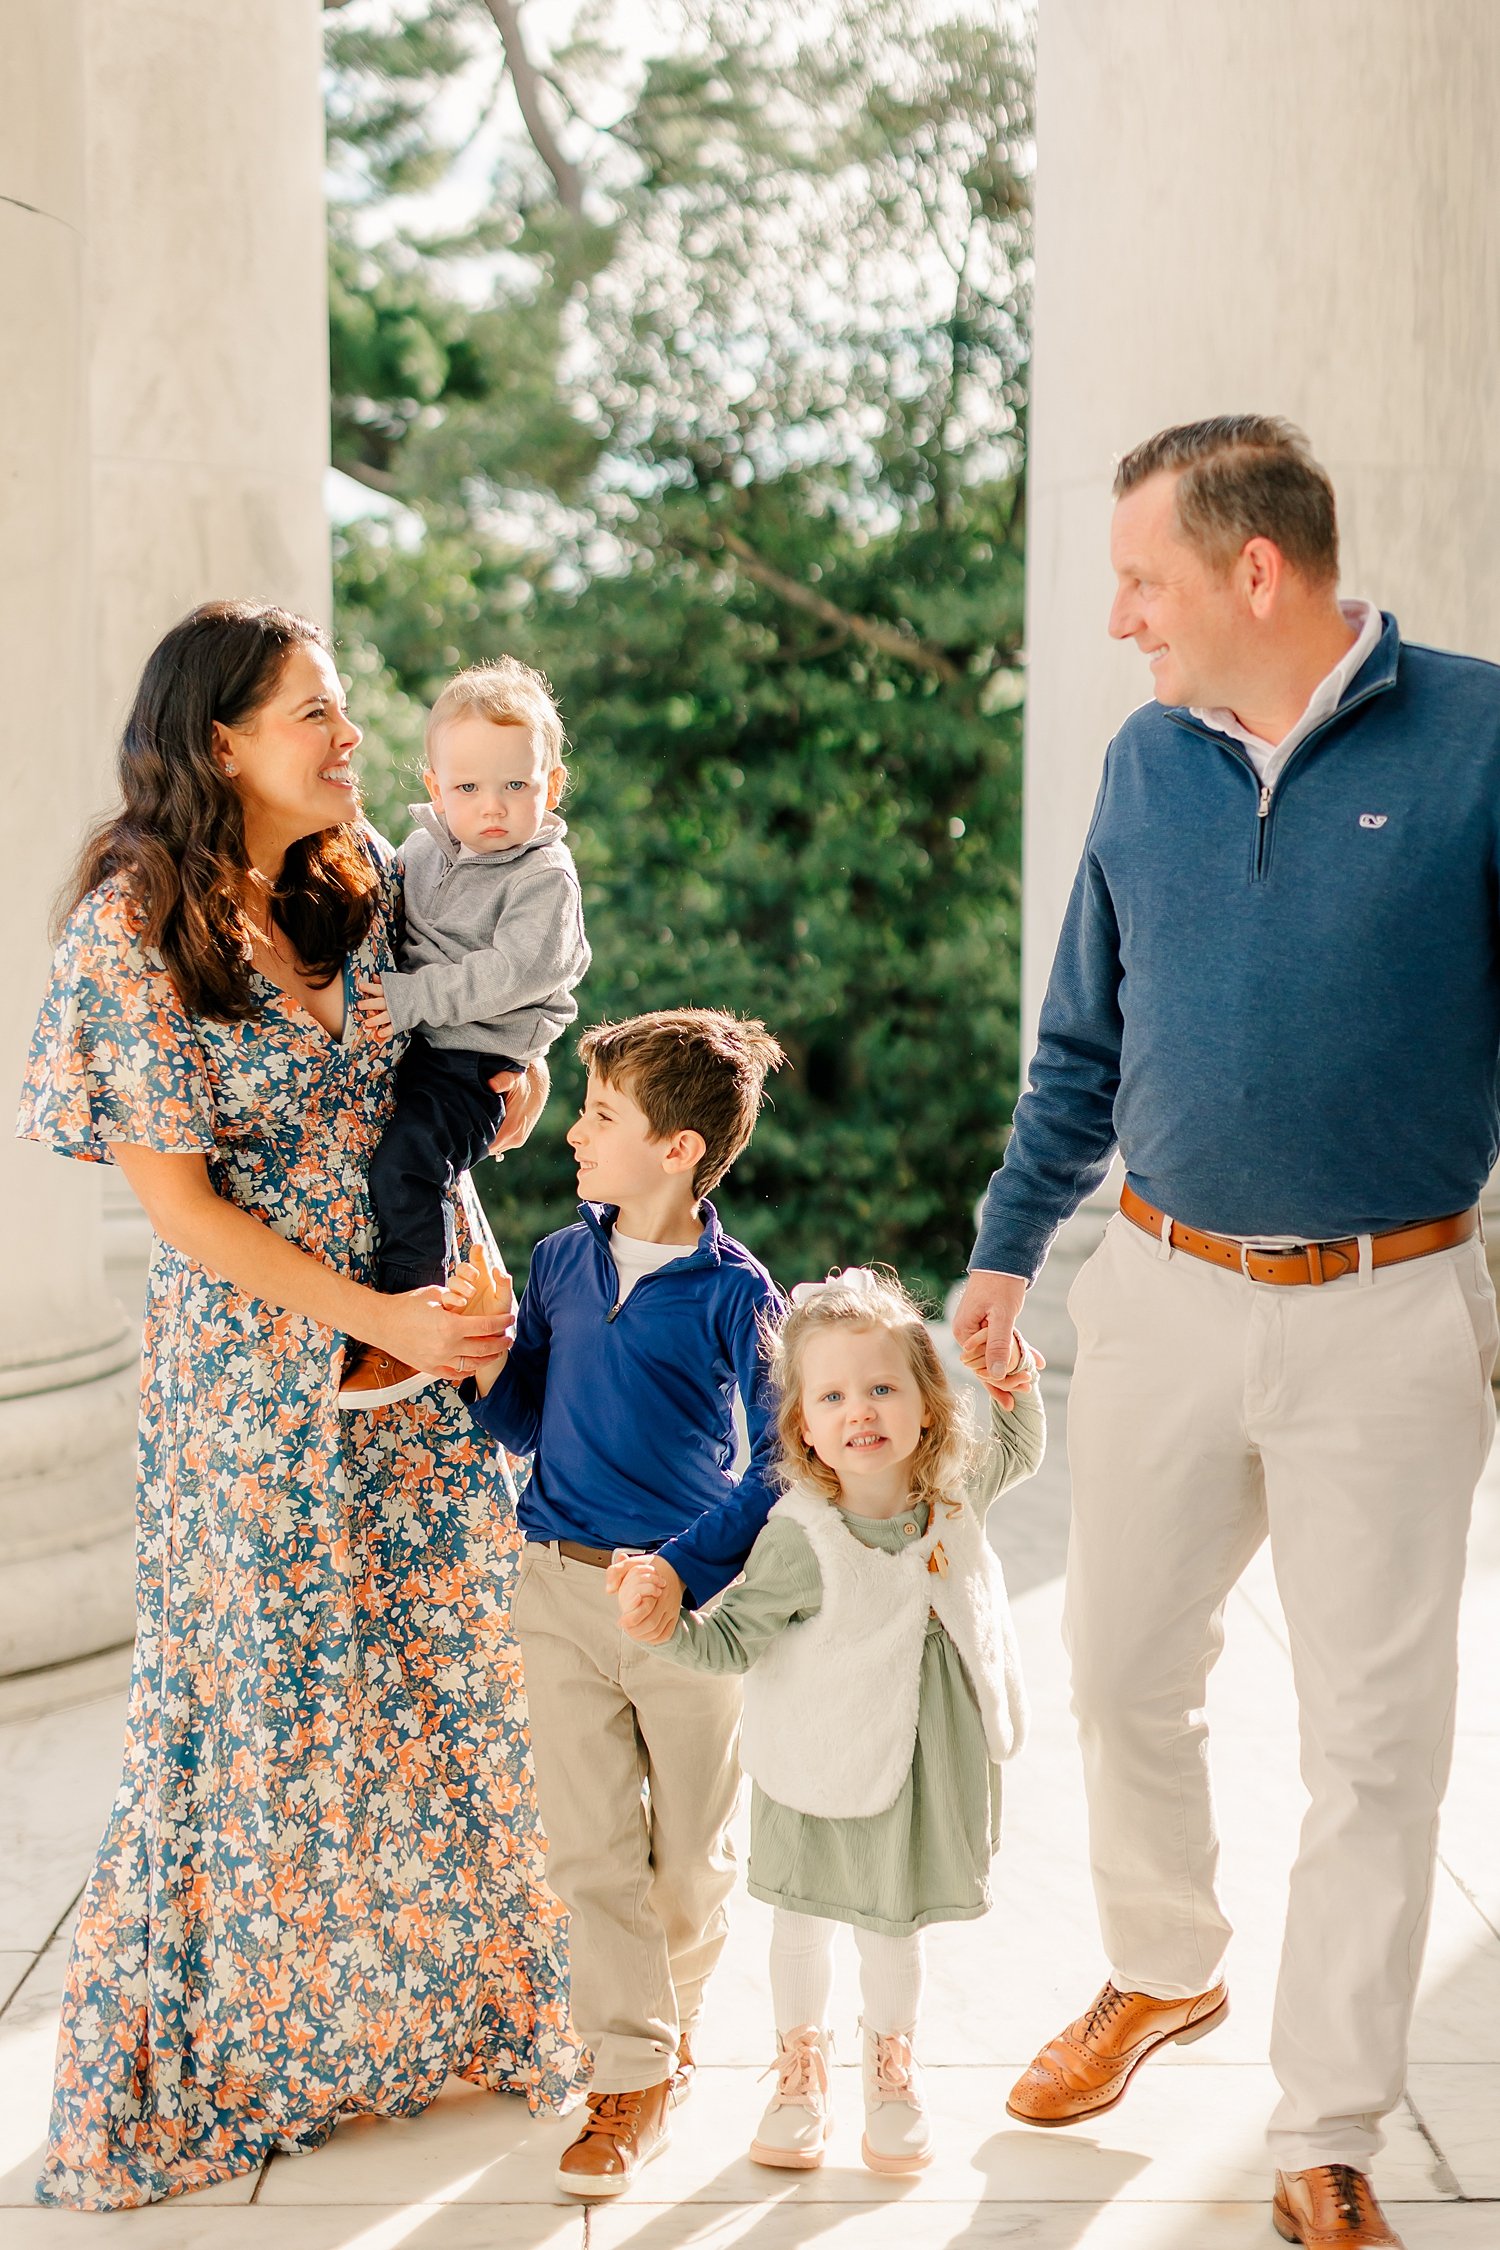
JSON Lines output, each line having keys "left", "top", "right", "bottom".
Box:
{"left": 767, "top": 1267, "right": 975, "bottom": 1516}
{"left": 426, "top": 657, "right": 567, "bottom": 773}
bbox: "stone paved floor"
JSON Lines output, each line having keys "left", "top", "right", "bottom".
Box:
{"left": 3, "top": 1371, "right": 1498, "bottom": 2247}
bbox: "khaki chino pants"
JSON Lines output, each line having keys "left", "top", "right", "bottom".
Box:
{"left": 1063, "top": 1213, "right": 1497, "bottom": 2171}
{"left": 512, "top": 1539, "right": 743, "bottom": 2092}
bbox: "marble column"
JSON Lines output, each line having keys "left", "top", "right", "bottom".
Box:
{"left": 0, "top": 1, "right": 139, "bottom": 1674}
{"left": 86, "top": 0, "right": 332, "bottom": 756}
{"left": 0, "top": 2, "right": 333, "bottom": 1675}
{"left": 87, "top": 0, "right": 333, "bottom": 1326}
{"left": 1019, "top": 2, "right": 1500, "bottom": 1358}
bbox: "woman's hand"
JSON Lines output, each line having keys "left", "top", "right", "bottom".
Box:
{"left": 356, "top": 974, "right": 395, "bottom": 1039}
{"left": 487, "top": 1056, "right": 549, "bottom": 1156}
{"left": 369, "top": 1288, "right": 514, "bottom": 1383}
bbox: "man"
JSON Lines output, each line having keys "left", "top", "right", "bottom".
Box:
{"left": 954, "top": 416, "right": 1500, "bottom": 2250}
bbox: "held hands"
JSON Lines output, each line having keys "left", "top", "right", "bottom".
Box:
{"left": 441, "top": 1264, "right": 514, "bottom": 1395}
{"left": 952, "top": 1269, "right": 1030, "bottom": 1404}
{"left": 374, "top": 1287, "right": 514, "bottom": 1386}
{"left": 355, "top": 974, "right": 394, "bottom": 1039}
{"left": 607, "top": 1552, "right": 685, "bottom": 1644}
{"left": 959, "top": 1325, "right": 1045, "bottom": 1409}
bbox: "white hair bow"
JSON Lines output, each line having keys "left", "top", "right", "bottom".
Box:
{"left": 789, "top": 1266, "right": 883, "bottom": 1308}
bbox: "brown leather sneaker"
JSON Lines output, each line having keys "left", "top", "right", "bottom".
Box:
{"left": 336, "top": 1345, "right": 430, "bottom": 1409}
{"left": 670, "top": 2032, "right": 696, "bottom": 2104}
{"left": 1006, "top": 1979, "right": 1228, "bottom": 2125}
{"left": 1273, "top": 2166, "right": 1404, "bottom": 2246}
{"left": 554, "top": 2080, "right": 673, "bottom": 2198}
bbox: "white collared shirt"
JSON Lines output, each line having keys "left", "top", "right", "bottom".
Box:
{"left": 1189, "top": 597, "right": 1382, "bottom": 790}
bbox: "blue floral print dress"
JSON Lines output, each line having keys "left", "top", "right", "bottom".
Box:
{"left": 16, "top": 864, "right": 576, "bottom": 2210}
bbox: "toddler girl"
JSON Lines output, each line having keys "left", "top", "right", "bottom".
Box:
{"left": 616, "top": 1265, "right": 1043, "bottom": 2174}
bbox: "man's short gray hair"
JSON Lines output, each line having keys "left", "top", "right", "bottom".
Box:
{"left": 1113, "top": 415, "right": 1339, "bottom": 583}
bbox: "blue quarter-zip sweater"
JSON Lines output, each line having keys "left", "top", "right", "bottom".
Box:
{"left": 974, "top": 615, "right": 1500, "bottom": 1280}
{"left": 468, "top": 1199, "right": 784, "bottom": 1606}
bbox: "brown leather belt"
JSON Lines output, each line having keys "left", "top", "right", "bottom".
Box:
{"left": 554, "top": 1539, "right": 662, "bottom": 1568}
{"left": 555, "top": 1540, "right": 616, "bottom": 1568}
{"left": 1119, "top": 1181, "right": 1477, "bottom": 1286}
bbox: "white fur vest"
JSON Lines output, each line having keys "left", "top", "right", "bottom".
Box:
{"left": 737, "top": 1485, "right": 1029, "bottom": 1819}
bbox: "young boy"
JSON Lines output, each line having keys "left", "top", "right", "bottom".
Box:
{"left": 457, "top": 1009, "right": 786, "bottom": 2198}
{"left": 341, "top": 658, "right": 590, "bottom": 1405}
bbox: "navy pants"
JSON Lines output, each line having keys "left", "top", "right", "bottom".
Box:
{"left": 368, "top": 1035, "right": 520, "bottom": 1292}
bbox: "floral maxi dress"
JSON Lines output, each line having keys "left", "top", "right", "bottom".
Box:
{"left": 16, "top": 874, "right": 576, "bottom": 2210}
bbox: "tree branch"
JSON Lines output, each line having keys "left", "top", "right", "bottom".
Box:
{"left": 479, "top": 0, "right": 586, "bottom": 216}
{"left": 331, "top": 452, "right": 402, "bottom": 497}
{"left": 690, "top": 526, "right": 965, "bottom": 686}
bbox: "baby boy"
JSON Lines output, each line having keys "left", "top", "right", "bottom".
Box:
{"left": 340, "top": 657, "right": 590, "bottom": 1405}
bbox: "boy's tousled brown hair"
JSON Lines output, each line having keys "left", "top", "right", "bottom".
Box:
{"left": 426, "top": 656, "right": 567, "bottom": 772}
{"left": 577, "top": 1008, "right": 785, "bottom": 1195}
{"left": 767, "top": 1267, "right": 975, "bottom": 1516}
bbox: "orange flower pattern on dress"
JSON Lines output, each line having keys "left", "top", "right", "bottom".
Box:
{"left": 16, "top": 867, "right": 577, "bottom": 2211}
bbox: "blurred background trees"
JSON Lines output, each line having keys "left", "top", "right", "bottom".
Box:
{"left": 323, "top": 0, "right": 1032, "bottom": 1296}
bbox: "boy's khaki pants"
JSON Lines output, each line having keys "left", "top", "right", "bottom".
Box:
{"left": 1063, "top": 1213, "right": 1497, "bottom": 2172}
{"left": 512, "top": 1539, "right": 743, "bottom": 2093}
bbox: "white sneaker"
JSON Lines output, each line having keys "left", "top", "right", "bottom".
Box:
{"left": 748, "top": 2025, "right": 833, "bottom": 2169}
{"left": 859, "top": 2022, "right": 933, "bottom": 2174}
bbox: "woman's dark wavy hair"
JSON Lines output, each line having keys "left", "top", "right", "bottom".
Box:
{"left": 59, "top": 600, "right": 380, "bottom": 1018}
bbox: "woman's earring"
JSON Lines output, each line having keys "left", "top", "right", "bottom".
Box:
{"left": 223, "top": 763, "right": 238, "bottom": 777}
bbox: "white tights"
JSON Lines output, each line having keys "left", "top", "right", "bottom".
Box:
{"left": 769, "top": 1907, "right": 925, "bottom": 2036}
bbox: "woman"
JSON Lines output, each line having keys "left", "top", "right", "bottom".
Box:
{"left": 17, "top": 601, "right": 576, "bottom": 2210}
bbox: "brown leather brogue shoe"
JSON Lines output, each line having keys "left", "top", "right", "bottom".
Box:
{"left": 1006, "top": 1979, "right": 1228, "bottom": 2125}
{"left": 1272, "top": 2166, "right": 1404, "bottom": 2246}
{"left": 670, "top": 2033, "right": 696, "bottom": 2104}
{"left": 554, "top": 2080, "right": 673, "bottom": 2198}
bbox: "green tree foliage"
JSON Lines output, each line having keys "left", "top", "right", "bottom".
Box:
{"left": 325, "top": 0, "right": 1032, "bottom": 1300}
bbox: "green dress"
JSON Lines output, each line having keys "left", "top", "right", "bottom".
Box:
{"left": 652, "top": 1388, "right": 1044, "bottom": 1937}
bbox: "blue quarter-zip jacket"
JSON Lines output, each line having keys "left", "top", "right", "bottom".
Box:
{"left": 468, "top": 1199, "right": 784, "bottom": 1606}
{"left": 973, "top": 615, "right": 1500, "bottom": 1280}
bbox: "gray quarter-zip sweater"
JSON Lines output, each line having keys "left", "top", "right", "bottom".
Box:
{"left": 380, "top": 803, "right": 590, "bottom": 1060}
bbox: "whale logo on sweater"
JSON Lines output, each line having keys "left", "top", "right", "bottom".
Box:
{"left": 1359, "top": 813, "right": 1389, "bottom": 829}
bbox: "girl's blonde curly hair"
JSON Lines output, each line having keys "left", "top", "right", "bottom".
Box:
{"left": 765, "top": 1267, "right": 976, "bottom": 1515}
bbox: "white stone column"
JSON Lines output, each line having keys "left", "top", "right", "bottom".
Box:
{"left": 0, "top": 3, "right": 333, "bottom": 1675}
{"left": 0, "top": 0, "right": 139, "bottom": 1674}
{"left": 85, "top": 0, "right": 333, "bottom": 1327}
{"left": 86, "top": 0, "right": 332, "bottom": 753}
{"left": 1020, "top": 2, "right": 1500, "bottom": 1352}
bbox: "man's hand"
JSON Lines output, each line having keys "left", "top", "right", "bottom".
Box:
{"left": 607, "top": 1553, "right": 685, "bottom": 1644}
{"left": 952, "top": 1269, "right": 1029, "bottom": 1390}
